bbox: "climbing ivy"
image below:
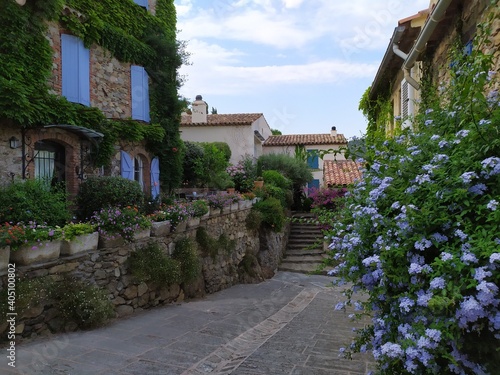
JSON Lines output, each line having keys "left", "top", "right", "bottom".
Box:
{"left": 0, "top": 0, "right": 184, "bottom": 184}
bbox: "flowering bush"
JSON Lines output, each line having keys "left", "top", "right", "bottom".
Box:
{"left": 0, "top": 222, "right": 62, "bottom": 250}
{"left": 329, "top": 18, "right": 500, "bottom": 375}
{"left": 91, "top": 206, "right": 151, "bottom": 242}
{"left": 306, "top": 187, "right": 348, "bottom": 209}
{"left": 156, "top": 203, "right": 192, "bottom": 227}
{"left": 207, "top": 192, "right": 232, "bottom": 209}
{"left": 226, "top": 156, "right": 256, "bottom": 192}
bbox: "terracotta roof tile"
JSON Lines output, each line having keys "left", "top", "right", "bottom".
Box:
{"left": 181, "top": 113, "right": 263, "bottom": 126}
{"left": 263, "top": 133, "right": 347, "bottom": 146}
{"left": 323, "top": 160, "right": 363, "bottom": 186}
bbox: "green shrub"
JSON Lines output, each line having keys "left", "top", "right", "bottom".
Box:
{"left": 245, "top": 209, "right": 262, "bottom": 231}
{"left": 194, "top": 144, "right": 230, "bottom": 188}
{"left": 262, "top": 170, "right": 292, "bottom": 190}
{"left": 257, "top": 154, "right": 312, "bottom": 187}
{"left": 182, "top": 141, "right": 205, "bottom": 186}
{"left": 263, "top": 184, "right": 288, "bottom": 208}
{"left": 191, "top": 199, "right": 209, "bottom": 217}
{"left": 196, "top": 227, "right": 236, "bottom": 258}
{"left": 51, "top": 278, "right": 114, "bottom": 329}
{"left": 208, "top": 141, "right": 231, "bottom": 162}
{"left": 129, "top": 241, "right": 182, "bottom": 286}
{"left": 76, "top": 176, "right": 145, "bottom": 220}
{"left": 239, "top": 253, "right": 258, "bottom": 277}
{"left": 196, "top": 227, "right": 217, "bottom": 258}
{"left": 0, "top": 180, "right": 71, "bottom": 226}
{"left": 253, "top": 197, "right": 285, "bottom": 232}
{"left": 173, "top": 237, "right": 201, "bottom": 283}
{"left": 0, "top": 277, "right": 50, "bottom": 319}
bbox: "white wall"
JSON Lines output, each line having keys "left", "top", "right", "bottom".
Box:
{"left": 262, "top": 143, "right": 346, "bottom": 188}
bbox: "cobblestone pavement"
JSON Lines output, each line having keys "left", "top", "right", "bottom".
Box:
{"left": 4, "top": 272, "right": 375, "bottom": 375}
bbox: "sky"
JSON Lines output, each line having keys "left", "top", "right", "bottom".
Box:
{"left": 174, "top": 0, "right": 430, "bottom": 139}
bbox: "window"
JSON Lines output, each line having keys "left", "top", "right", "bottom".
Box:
{"left": 400, "top": 79, "right": 415, "bottom": 129}
{"left": 61, "top": 34, "right": 90, "bottom": 106}
{"left": 133, "top": 0, "right": 148, "bottom": 9}
{"left": 134, "top": 156, "right": 144, "bottom": 189}
{"left": 308, "top": 179, "right": 320, "bottom": 190}
{"left": 307, "top": 150, "right": 319, "bottom": 169}
{"left": 131, "top": 65, "right": 150, "bottom": 122}
{"left": 34, "top": 141, "right": 65, "bottom": 186}
{"left": 150, "top": 157, "right": 160, "bottom": 199}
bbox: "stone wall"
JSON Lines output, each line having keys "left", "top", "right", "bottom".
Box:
{"left": 0, "top": 207, "right": 290, "bottom": 341}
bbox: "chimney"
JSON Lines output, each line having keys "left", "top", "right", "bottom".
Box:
{"left": 330, "top": 126, "right": 337, "bottom": 137}
{"left": 192, "top": 94, "right": 208, "bottom": 123}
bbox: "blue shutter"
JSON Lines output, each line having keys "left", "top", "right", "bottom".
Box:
{"left": 150, "top": 157, "right": 160, "bottom": 198}
{"left": 131, "top": 66, "right": 150, "bottom": 121}
{"left": 308, "top": 179, "right": 320, "bottom": 190}
{"left": 61, "top": 34, "right": 89, "bottom": 106}
{"left": 79, "top": 43, "right": 90, "bottom": 106}
{"left": 133, "top": 0, "right": 148, "bottom": 9}
{"left": 121, "top": 151, "right": 134, "bottom": 180}
{"left": 464, "top": 40, "right": 473, "bottom": 56}
{"left": 307, "top": 150, "right": 319, "bottom": 169}
{"left": 143, "top": 68, "right": 150, "bottom": 122}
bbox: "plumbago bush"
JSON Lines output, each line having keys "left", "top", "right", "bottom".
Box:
{"left": 329, "top": 17, "right": 500, "bottom": 375}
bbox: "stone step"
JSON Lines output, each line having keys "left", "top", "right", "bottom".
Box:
{"left": 287, "top": 241, "right": 322, "bottom": 248}
{"left": 285, "top": 249, "right": 325, "bottom": 256}
{"left": 278, "top": 262, "right": 325, "bottom": 274}
{"left": 290, "top": 224, "right": 321, "bottom": 229}
{"left": 283, "top": 255, "right": 327, "bottom": 263}
{"left": 288, "top": 235, "right": 323, "bottom": 241}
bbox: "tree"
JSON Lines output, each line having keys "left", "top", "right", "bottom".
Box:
{"left": 271, "top": 129, "right": 282, "bottom": 135}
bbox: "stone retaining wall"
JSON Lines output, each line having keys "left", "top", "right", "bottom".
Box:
{"left": 0, "top": 208, "right": 290, "bottom": 341}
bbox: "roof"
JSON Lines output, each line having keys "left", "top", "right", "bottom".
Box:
{"left": 323, "top": 160, "right": 363, "bottom": 186}
{"left": 180, "top": 113, "right": 263, "bottom": 126}
{"left": 263, "top": 133, "right": 347, "bottom": 146}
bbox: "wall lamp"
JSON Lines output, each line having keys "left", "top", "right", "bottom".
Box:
{"left": 9, "top": 136, "right": 20, "bottom": 149}
{"left": 15, "top": 0, "right": 27, "bottom": 5}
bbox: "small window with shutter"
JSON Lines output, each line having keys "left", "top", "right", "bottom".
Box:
{"left": 133, "top": 0, "right": 148, "bottom": 10}
{"left": 61, "top": 34, "right": 90, "bottom": 106}
{"left": 131, "top": 65, "right": 150, "bottom": 122}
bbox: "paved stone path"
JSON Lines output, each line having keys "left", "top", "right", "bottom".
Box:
{"left": 4, "top": 272, "right": 375, "bottom": 375}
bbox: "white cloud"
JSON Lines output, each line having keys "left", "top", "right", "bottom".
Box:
{"left": 282, "top": 0, "right": 305, "bottom": 9}
{"left": 178, "top": 39, "right": 377, "bottom": 97}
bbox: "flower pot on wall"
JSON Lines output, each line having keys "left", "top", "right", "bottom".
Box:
{"left": 0, "top": 246, "right": 10, "bottom": 274}
{"left": 230, "top": 202, "right": 239, "bottom": 212}
{"left": 61, "top": 232, "right": 99, "bottom": 256}
{"left": 210, "top": 207, "right": 221, "bottom": 217}
{"left": 226, "top": 188, "right": 235, "bottom": 194}
{"left": 133, "top": 228, "right": 151, "bottom": 241}
{"left": 173, "top": 221, "right": 187, "bottom": 233}
{"left": 98, "top": 235, "right": 125, "bottom": 249}
{"left": 151, "top": 221, "right": 171, "bottom": 237}
{"left": 10, "top": 240, "right": 62, "bottom": 266}
{"left": 254, "top": 180, "right": 264, "bottom": 189}
{"left": 222, "top": 206, "right": 231, "bottom": 214}
{"left": 187, "top": 217, "right": 201, "bottom": 229}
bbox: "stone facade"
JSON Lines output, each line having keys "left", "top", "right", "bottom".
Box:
{"left": 0, "top": 208, "right": 290, "bottom": 341}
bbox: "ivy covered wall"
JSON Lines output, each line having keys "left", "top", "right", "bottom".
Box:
{"left": 0, "top": 0, "right": 184, "bottom": 191}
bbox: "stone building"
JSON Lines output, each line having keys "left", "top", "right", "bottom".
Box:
{"left": 368, "top": 0, "right": 500, "bottom": 137}
{"left": 0, "top": 0, "right": 175, "bottom": 198}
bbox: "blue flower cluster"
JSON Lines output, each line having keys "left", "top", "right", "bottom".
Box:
{"left": 327, "top": 25, "right": 500, "bottom": 374}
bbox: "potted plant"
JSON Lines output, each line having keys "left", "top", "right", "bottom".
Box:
{"left": 226, "top": 180, "right": 236, "bottom": 194}
{"left": 148, "top": 210, "right": 171, "bottom": 237}
{"left": 92, "top": 206, "right": 152, "bottom": 248}
{"left": 6, "top": 222, "right": 63, "bottom": 266}
{"left": 254, "top": 176, "right": 264, "bottom": 189}
{"left": 161, "top": 202, "right": 191, "bottom": 232}
{"left": 226, "top": 192, "right": 241, "bottom": 211}
{"left": 207, "top": 192, "right": 231, "bottom": 215}
{"left": 191, "top": 199, "right": 209, "bottom": 223}
{"left": 61, "top": 222, "right": 98, "bottom": 255}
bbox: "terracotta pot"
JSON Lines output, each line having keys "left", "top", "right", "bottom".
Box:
{"left": 254, "top": 180, "right": 264, "bottom": 189}
{"left": 226, "top": 188, "right": 235, "bottom": 194}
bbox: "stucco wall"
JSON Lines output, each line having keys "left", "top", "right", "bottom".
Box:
{"left": 180, "top": 125, "right": 255, "bottom": 164}
{"left": 263, "top": 143, "right": 346, "bottom": 187}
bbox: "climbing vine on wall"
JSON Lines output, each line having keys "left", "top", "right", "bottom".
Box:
{"left": 0, "top": 0, "right": 184, "bottom": 185}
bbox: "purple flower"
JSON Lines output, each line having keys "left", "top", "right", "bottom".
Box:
{"left": 380, "top": 342, "right": 404, "bottom": 358}
{"left": 430, "top": 277, "right": 445, "bottom": 290}
{"left": 468, "top": 183, "right": 487, "bottom": 195}
{"left": 487, "top": 200, "right": 498, "bottom": 211}
{"left": 454, "top": 229, "right": 468, "bottom": 242}
{"left": 460, "top": 172, "right": 477, "bottom": 184}
{"left": 399, "top": 297, "right": 415, "bottom": 313}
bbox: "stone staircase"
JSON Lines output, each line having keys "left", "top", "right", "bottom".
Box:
{"left": 279, "top": 213, "right": 329, "bottom": 274}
